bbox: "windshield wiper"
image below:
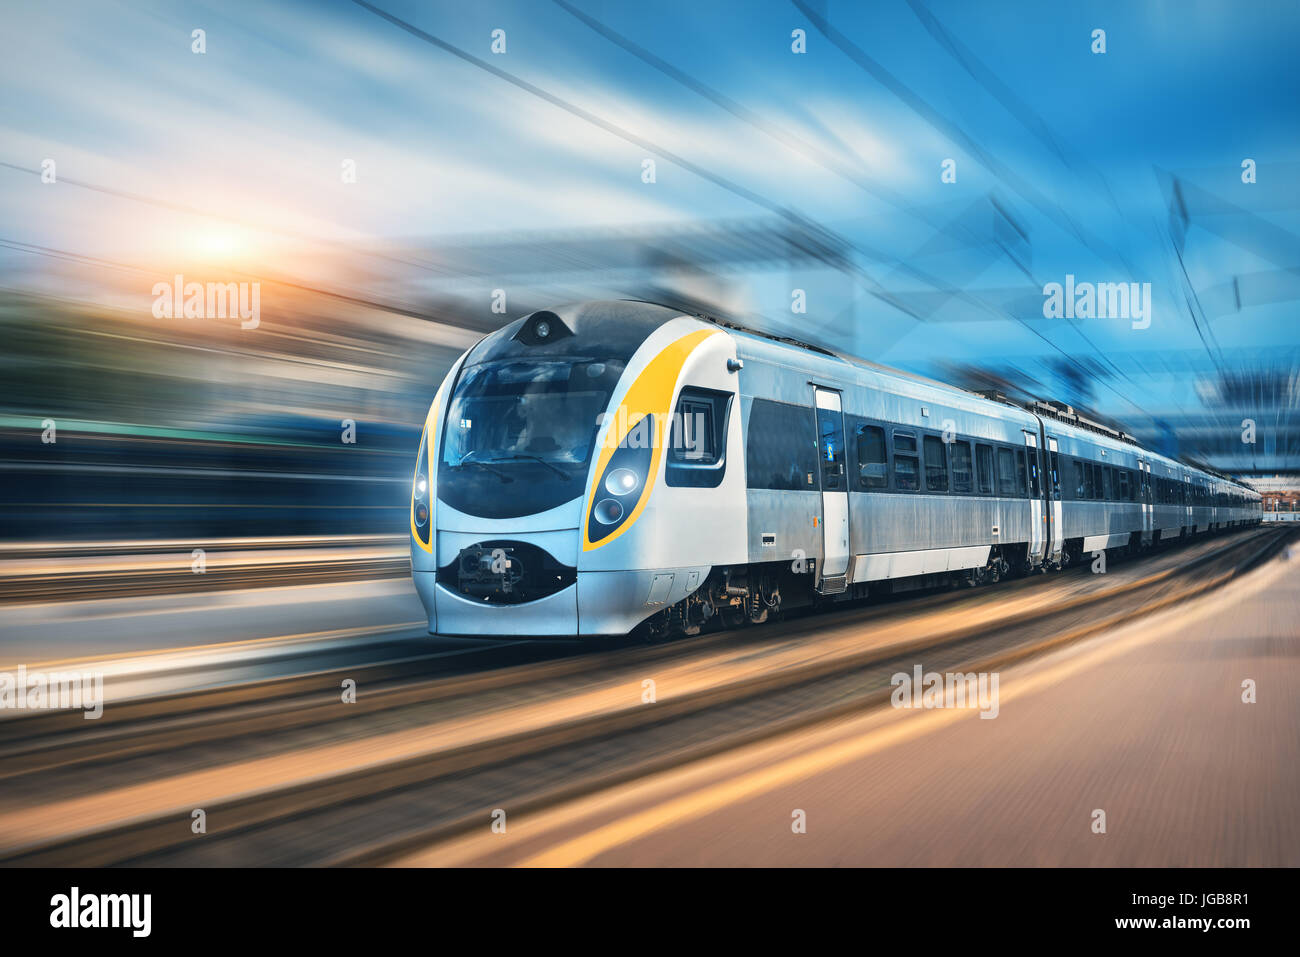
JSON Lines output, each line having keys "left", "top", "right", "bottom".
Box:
{"left": 454, "top": 451, "right": 513, "bottom": 483}
{"left": 489, "top": 455, "right": 571, "bottom": 481}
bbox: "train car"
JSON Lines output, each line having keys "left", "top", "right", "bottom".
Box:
{"left": 409, "top": 300, "right": 1261, "bottom": 638}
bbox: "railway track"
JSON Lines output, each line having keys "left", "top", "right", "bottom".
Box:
{"left": 0, "top": 525, "right": 1288, "bottom": 866}
{"left": 0, "top": 539, "right": 1085, "bottom": 775}
{"left": 0, "top": 560, "right": 412, "bottom": 603}
{"left": 0, "top": 535, "right": 404, "bottom": 561}
{"left": 0, "top": 537, "right": 410, "bottom": 603}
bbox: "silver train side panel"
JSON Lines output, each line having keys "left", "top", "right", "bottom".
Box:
{"left": 734, "top": 334, "right": 1039, "bottom": 582}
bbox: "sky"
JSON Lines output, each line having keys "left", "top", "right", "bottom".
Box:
{"left": 1, "top": 0, "right": 1297, "bottom": 467}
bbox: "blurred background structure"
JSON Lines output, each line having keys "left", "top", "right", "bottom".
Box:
{"left": 1, "top": 0, "right": 1297, "bottom": 541}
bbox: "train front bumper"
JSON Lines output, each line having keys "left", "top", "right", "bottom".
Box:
{"left": 413, "top": 567, "right": 709, "bottom": 638}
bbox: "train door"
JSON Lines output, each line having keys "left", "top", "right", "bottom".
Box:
{"left": 813, "top": 388, "right": 849, "bottom": 590}
{"left": 1046, "top": 435, "right": 1063, "bottom": 564}
{"left": 1139, "top": 460, "right": 1153, "bottom": 541}
{"left": 1022, "top": 430, "right": 1046, "bottom": 566}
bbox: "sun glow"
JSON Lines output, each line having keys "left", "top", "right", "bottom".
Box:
{"left": 183, "top": 226, "right": 255, "bottom": 264}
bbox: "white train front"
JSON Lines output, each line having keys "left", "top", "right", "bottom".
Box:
{"left": 409, "top": 301, "right": 1260, "bottom": 639}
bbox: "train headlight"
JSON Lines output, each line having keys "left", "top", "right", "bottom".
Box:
{"left": 411, "top": 422, "right": 432, "bottom": 548}
{"left": 586, "top": 414, "right": 656, "bottom": 547}
{"left": 593, "top": 498, "right": 624, "bottom": 525}
{"left": 605, "top": 468, "right": 639, "bottom": 496}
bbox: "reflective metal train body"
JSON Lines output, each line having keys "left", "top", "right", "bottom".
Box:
{"left": 409, "top": 301, "right": 1262, "bottom": 638}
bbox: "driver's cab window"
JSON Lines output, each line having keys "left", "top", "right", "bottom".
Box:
{"left": 667, "top": 387, "right": 732, "bottom": 488}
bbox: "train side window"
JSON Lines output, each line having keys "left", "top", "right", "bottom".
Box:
{"left": 923, "top": 435, "right": 948, "bottom": 492}
{"left": 1102, "top": 467, "right": 1113, "bottom": 501}
{"left": 996, "top": 447, "right": 1018, "bottom": 497}
{"left": 1084, "top": 462, "right": 1096, "bottom": 499}
{"left": 1049, "top": 451, "right": 1060, "bottom": 498}
{"left": 893, "top": 430, "right": 919, "bottom": 491}
{"left": 951, "top": 440, "right": 973, "bottom": 494}
{"left": 854, "top": 424, "right": 888, "bottom": 490}
{"left": 1027, "top": 449, "right": 1041, "bottom": 498}
{"left": 894, "top": 452, "right": 920, "bottom": 491}
{"left": 975, "top": 444, "right": 994, "bottom": 494}
{"left": 1074, "top": 460, "right": 1085, "bottom": 499}
{"left": 744, "top": 399, "right": 818, "bottom": 491}
{"left": 1118, "top": 469, "right": 1130, "bottom": 501}
{"left": 667, "top": 388, "right": 732, "bottom": 488}
{"left": 1017, "top": 450, "right": 1029, "bottom": 497}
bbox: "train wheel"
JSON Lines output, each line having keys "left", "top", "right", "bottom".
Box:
{"left": 720, "top": 607, "right": 747, "bottom": 629}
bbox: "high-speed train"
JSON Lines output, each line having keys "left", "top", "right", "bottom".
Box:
{"left": 409, "top": 300, "right": 1261, "bottom": 638}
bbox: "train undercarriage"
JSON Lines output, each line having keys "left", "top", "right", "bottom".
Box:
{"left": 637, "top": 520, "right": 1255, "bottom": 640}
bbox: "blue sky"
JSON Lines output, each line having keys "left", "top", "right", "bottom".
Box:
{"left": 1, "top": 0, "right": 1297, "bottom": 460}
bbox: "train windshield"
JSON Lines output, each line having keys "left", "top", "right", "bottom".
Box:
{"left": 437, "top": 358, "right": 625, "bottom": 519}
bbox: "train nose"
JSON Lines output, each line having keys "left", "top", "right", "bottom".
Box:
{"left": 443, "top": 541, "right": 575, "bottom": 603}
{"left": 430, "top": 539, "right": 579, "bottom": 636}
